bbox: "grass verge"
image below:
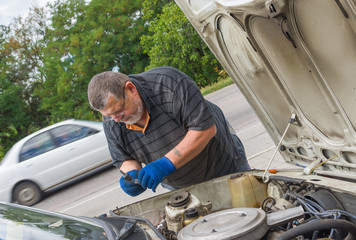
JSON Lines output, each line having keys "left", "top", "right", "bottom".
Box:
{"left": 200, "top": 77, "right": 234, "bottom": 96}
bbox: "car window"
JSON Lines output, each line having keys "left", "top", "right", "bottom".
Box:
{"left": 19, "top": 132, "right": 56, "bottom": 162}
{"left": 51, "top": 125, "right": 99, "bottom": 147}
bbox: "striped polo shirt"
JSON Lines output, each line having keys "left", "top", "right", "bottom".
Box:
{"left": 103, "top": 66, "right": 249, "bottom": 188}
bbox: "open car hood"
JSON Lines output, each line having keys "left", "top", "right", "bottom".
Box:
{"left": 174, "top": 0, "right": 356, "bottom": 179}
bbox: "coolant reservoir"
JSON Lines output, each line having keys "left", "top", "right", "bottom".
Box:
{"left": 228, "top": 173, "right": 268, "bottom": 208}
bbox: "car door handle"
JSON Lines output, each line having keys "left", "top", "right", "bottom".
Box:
{"left": 25, "top": 163, "right": 32, "bottom": 167}
{"left": 68, "top": 148, "right": 74, "bottom": 151}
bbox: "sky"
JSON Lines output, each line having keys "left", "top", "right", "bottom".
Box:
{"left": 0, "top": 0, "right": 55, "bottom": 26}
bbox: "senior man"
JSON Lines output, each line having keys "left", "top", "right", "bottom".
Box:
{"left": 88, "top": 66, "right": 250, "bottom": 196}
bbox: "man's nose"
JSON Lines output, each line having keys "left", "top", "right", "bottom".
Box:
{"left": 112, "top": 112, "right": 125, "bottom": 121}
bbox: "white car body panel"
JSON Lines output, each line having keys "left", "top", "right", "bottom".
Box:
{"left": 0, "top": 119, "right": 112, "bottom": 203}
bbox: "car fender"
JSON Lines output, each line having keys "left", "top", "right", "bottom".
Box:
{"left": 0, "top": 185, "right": 12, "bottom": 203}
{"left": 0, "top": 167, "right": 43, "bottom": 203}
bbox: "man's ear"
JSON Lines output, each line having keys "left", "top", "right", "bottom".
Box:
{"left": 125, "top": 82, "right": 138, "bottom": 94}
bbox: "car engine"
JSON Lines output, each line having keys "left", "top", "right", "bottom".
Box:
{"left": 112, "top": 172, "right": 356, "bottom": 240}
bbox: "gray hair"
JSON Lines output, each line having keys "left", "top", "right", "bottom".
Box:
{"left": 88, "top": 71, "right": 129, "bottom": 110}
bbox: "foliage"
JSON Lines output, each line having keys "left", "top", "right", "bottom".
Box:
{"left": 140, "top": 2, "right": 222, "bottom": 87}
{"left": 0, "top": 8, "right": 49, "bottom": 154}
{"left": 36, "top": 0, "right": 149, "bottom": 122}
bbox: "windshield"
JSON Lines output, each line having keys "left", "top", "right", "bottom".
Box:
{"left": 0, "top": 203, "right": 108, "bottom": 240}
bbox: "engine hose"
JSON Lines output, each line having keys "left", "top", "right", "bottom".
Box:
{"left": 276, "top": 219, "right": 356, "bottom": 240}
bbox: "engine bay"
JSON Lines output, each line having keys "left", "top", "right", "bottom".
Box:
{"left": 111, "top": 171, "right": 356, "bottom": 240}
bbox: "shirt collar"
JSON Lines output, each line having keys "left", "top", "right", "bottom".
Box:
{"left": 125, "top": 110, "right": 150, "bottom": 134}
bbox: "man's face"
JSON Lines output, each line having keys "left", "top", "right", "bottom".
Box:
{"left": 100, "top": 91, "right": 144, "bottom": 124}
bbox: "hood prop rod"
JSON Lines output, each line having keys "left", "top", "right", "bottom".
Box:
{"left": 262, "top": 114, "right": 297, "bottom": 182}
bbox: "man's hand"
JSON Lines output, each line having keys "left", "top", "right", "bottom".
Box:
{"left": 138, "top": 157, "right": 176, "bottom": 192}
{"left": 120, "top": 170, "right": 146, "bottom": 196}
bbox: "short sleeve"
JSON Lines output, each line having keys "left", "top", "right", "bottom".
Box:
{"left": 171, "top": 75, "right": 216, "bottom": 131}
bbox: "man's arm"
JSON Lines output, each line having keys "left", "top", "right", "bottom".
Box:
{"left": 138, "top": 124, "right": 217, "bottom": 192}
{"left": 119, "top": 160, "right": 145, "bottom": 197}
{"left": 120, "top": 160, "right": 142, "bottom": 172}
{"left": 120, "top": 124, "right": 217, "bottom": 172}
{"left": 166, "top": 124, "right": 217, "bottom": 169}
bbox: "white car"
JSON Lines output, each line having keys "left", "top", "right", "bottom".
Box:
{"left": 0, "top": 119, "right": 112, "bottom": 206}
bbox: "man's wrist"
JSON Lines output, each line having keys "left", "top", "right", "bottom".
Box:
{"left": 161, "top": 156, "right": 176, "bottom": 174}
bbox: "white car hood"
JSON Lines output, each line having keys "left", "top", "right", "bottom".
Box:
{"left": 174, "top": 0, "right": 356, "bottom": 179}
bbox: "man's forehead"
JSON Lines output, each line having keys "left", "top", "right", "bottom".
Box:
{"left": 101, "top": 95, "right": 123, "bottom": 112}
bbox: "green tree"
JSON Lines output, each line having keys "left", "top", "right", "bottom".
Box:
{"left": 37, "top": 0, "right": 149, "bottom": 121}
{"left": 0, "top": 7, "right": 49, "bottom": 156}
{"left": 140, "top": 1, "right": 221, "bottom": 87}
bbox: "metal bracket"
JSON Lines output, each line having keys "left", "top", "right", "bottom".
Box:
{"left": 265, "top": 0, "right": 286, "bottom": 18}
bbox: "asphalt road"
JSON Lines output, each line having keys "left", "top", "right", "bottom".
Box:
{"left": 33, "top": 84, "right": 276, "bottom": 217}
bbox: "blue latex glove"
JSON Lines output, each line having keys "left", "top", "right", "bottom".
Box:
{"left": 138, "top": 157, "right": 176, "bottom": 192}
{"left": 120, "top": 170, "right": 146, "bottom": 196}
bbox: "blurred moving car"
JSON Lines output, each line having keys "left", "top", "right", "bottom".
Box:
{"left": 0, "top": 119, "right": 112, "bottom": 206}
{"left": 0, "top": 201, "right": 164, "bottom": 240}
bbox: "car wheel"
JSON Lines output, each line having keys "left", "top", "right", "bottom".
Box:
{"left": 13, "top": 182, "right": 42, "bottom": 206}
